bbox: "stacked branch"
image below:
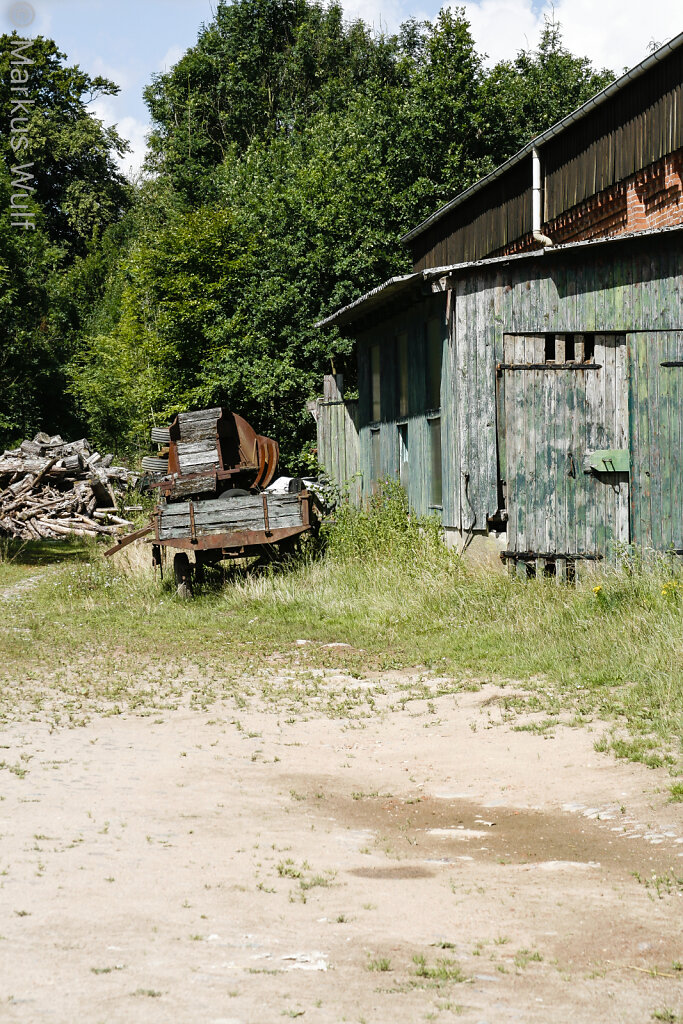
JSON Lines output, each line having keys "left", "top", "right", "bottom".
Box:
{"left": 0, "top": 433, "right": 137, "bottom": 541}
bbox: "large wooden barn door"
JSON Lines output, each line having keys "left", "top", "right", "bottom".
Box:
{"left": 500, "top": 334, "right": 629, "bottom": 571}
{"left": 628, "top": 331, "right": 683, "bottom": 554}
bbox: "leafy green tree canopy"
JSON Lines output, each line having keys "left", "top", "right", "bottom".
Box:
{"left": 0, "top": 33, "right": 132, "bottom": 443}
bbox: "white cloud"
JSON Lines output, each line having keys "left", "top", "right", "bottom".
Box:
{"left": 89, "top": 95, "right": 149, "bottom": 179}
{"left": 553, "top": 0, "right": 681, "bottom": 71}
{"left": 457, "top": 0, "right": 540, "bottom": 64}
{"left": 88, "top": 56, "right": 133, "bottom": 91}
{"left": 341, "top": 0, "right": 432, "bottom": 33}
{"left": 114, "top": 115, "right": 151, "bottom": 179}
{"left": 452, "top": 0, "right": 682, "bottom": 70}
{"left": 158, "top": 44, "right": 184, "bottom": 71}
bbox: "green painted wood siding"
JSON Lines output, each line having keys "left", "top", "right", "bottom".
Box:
{"left": 502, "top": 333, "right": 629, "bottom": 558}
{"left": 316, "top": 398, "right": 360, "bottom": 503}
{"left": 448, "top": 242, "right": 683, "bottom": 536}
{"left": 347, "top": 238, "right": 682, "bottom": 552}
{"left": 355, "top": 295, "right": 448, "bottom": 520}
{"left": 628, "top": 331, "right": 683, "bottom": 553}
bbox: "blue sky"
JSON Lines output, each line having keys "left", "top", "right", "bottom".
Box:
{"left": 3, "top": 0, "right": 681, "bottom": 177}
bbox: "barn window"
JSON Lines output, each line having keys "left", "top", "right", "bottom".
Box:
{"left": 397, "top": 331, "right": 409, "bottom": 417}
{"left": 544, "top": 335, "right": 556, "bottom": 362}
{"left": 428, "top": 415, "right": 442, "bottom": 507}
{"left": 370, "top": 343, "right": 381, "bottom": 421}
{"left": 426, "top": 318, "right": 442, "bottom": 410}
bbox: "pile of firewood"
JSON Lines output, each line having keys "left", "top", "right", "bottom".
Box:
{"left": 0, "top": 433, "right": 137, "bottom": 541}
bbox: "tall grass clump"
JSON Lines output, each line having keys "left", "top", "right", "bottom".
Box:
{"left": 218, "top": 478, "right": 462, "bottom": 643}
{"left": 325, "top": 479, "right": 455, "bottom": 574}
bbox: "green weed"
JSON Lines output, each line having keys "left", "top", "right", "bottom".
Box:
{"left": 366, "top": 956, "right": 392, "bottom": 972}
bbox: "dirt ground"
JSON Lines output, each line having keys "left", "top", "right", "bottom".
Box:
{"left": 1, "top": 673, "right": 681, "bottom": 1023}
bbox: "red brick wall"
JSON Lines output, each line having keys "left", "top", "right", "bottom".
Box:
{"left": 493, "top": 149, "right": 683, "bottom": 257}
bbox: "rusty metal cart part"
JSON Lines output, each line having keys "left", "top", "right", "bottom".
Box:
{"left": 105, "top": 408, "right": 320, "bottom": 588}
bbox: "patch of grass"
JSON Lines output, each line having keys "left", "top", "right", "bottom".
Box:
{"left": 132, "top": 988, "right": 162, "bottom": 998}
{"left": 0, "top": 483, "right": 681, "bottom": 768}
{"left": 651, "top": 1009, "right": 680, "bottom": 1023}
{"left": 511, "top": 718, "right": 556, "bottom": 735}
{"left": 412, "top": 954, "right": 467, "bottom": 984}
{"left": 633, "top": 871, "right": 683, "bottom": 899}
{"left": 669, "top": 783, "right": 683, "bottom": 803}
{"left": 299, "top": 873, "right": 330, "bottom": 891}
{"left": 514, "top": 948, "right": 543, "bottom": 969}
{"left": 277, "top": 859, "right": 302, "bottom": 879}
{"left": 366, "top": 956, "right": 392, "bottom": 972}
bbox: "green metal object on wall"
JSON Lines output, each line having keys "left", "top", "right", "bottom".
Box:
{"left": 585, "top": 449, "right": 630, "bottom": 473}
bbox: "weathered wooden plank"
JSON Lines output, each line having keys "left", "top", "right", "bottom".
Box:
{"left": 455, "top": 283, "right": 471, "bottom": 529}
{"left": 178, "top": 408, "right": 221, "bottom": 423}
{"left": 178, "top": 421, "right": 220, "bottom": 442}
{"left": 161, "top": 494, "right": 301, "bottom": 518}
{"left": 176, "top": 440, "right": 218, "bottom": 456}
{"left": 659, "top": 330, "right": 673, "bottom": 550}
{"left": 636, "top": 332, "right": 652, "bottom": 548}
{"left": 178, "top": 451, "right": 220, "bottom": 469}
{"left": 512, "top": 335, "right": 527, "bottom": 551}
{"left": 672, "top": 333, "right": 683, "bottom": 550}
{"left": 544, "top": 359, "right": 557, "bottom": 555}
{"left": 441, "top": 293, "right": 457, "bottom": 528}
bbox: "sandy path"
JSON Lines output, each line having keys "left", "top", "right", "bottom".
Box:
{"left": 1, "top": 680, "right": 681, "bottom": 1023}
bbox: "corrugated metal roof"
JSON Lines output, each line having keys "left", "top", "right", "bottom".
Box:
{"left": 401, "top": 30, "right": 683, "bottom": 245}
{"left": 315, "top": 274, "right": 421, "bottom": 329}
{"left": 318, "top": 223, "right": 683, "bottom": 329}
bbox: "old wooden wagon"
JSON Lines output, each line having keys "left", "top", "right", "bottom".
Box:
{"left": 107, "top": 407, "right": 318, "bottom": 592}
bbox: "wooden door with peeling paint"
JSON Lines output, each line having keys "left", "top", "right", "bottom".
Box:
{"left": 628, "top": 331, "right": 683, "bottom": 554}
{"left": 499, "top": 333, "right": 629, "bottom": 567}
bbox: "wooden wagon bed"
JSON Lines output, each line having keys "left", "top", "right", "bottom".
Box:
{"left": 153, "top": 490, "right": 314, "bottom": 553}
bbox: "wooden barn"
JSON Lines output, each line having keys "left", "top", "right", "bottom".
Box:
{"left": 315, "top": 32, "right": 683, "bottom": 574}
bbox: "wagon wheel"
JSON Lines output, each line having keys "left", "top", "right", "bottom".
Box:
{"left": 277, "top": 534, "right": 301, "bottom": 559}
{"left": 173, "top": 552, "right": 193, "bottom": 598}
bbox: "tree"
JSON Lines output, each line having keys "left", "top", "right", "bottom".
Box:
{"left": 0, "top": 33, "right": 132, "bottom": 445}
{"left": 481, "top": 14, "right": 615, "bottom": 168}
{"left": 74, "top": 7, "right": 618, "bottom": 468}
{"left": 143, "top": 0, "right": 403, "bottom": 202}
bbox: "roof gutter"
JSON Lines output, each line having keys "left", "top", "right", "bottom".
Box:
{"left": 532, "top": 147, "right": 553, "bottom": 247}
{"left": 401, "top": 30, "right": 683, "bottom": 245}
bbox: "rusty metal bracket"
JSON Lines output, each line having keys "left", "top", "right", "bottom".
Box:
{"left": 501, "top": 551, "right": 602, "bottom": 561}
{"left": 189, "top": 499, "right": 197, "bottom": 544}
{"left": 262, "top": 492, "right": 271, "bottom": 535}
{"left": 496, "top": 362, "right": 602, "bottom": 376}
